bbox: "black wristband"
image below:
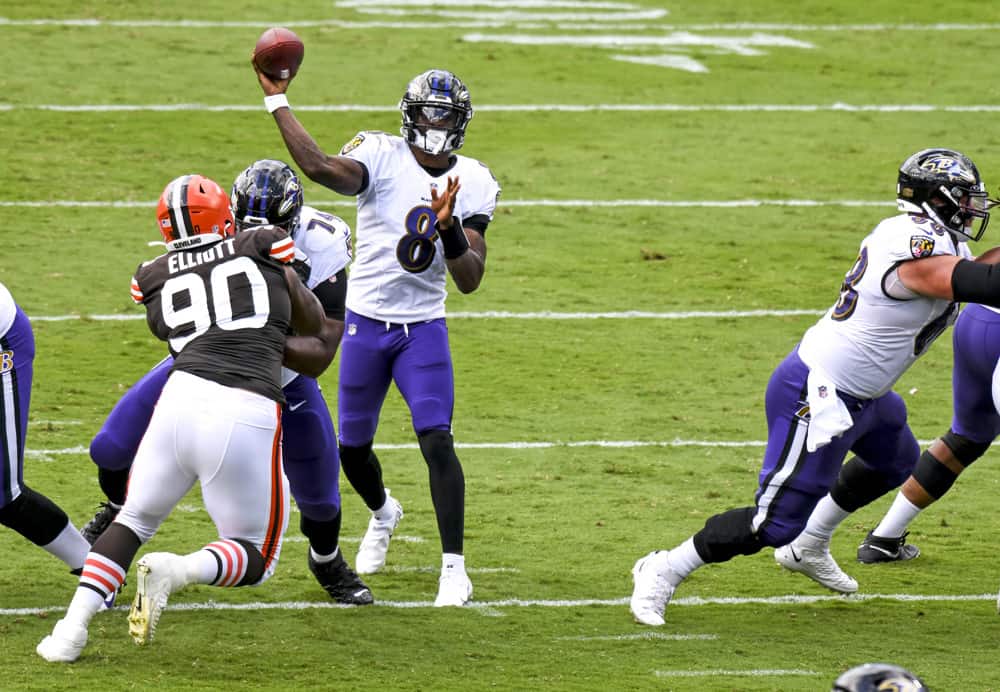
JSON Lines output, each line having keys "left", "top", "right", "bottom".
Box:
{"left": 436, "top": 217, "right": 470, "bottom": 259}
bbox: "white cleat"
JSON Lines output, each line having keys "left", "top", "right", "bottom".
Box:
{"left": 128, "top": 552, "right": 188, "bottom": 645}
{"left": 355, "top": 489, "right": 404, "bottom": 575}
{"left": 37, "top": 618, "right": 88, "bottom": 663}
{"left": 775, "top": 534, "right": 858, "bottom": 594}
{"left": 630, "top": 550, "right": 677, "bottom": 626}
{"left": 434, "top": 566, "right": 473, "bottom": 607}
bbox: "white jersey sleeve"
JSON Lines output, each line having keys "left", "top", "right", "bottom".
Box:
{"left": 291, "top": 205, "right": 353, "bottom": 289}
{"left": 340, "top": 131, "right": 500, "bottom": 323}
{"left": 798, "top": 214, "right": 969, "bottom": 399}
{"left": 0, "top": 282, "right": 16, "bottom": 337}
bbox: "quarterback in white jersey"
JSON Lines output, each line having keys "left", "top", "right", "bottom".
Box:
{"left": 340, "top": 129, "right": 499, "bottom": 323}
{"left": 257, "top": 64, "right": 500, "bottom": 606}
{"left": 630, "top": 148, "right": 1000, "bottom": 627}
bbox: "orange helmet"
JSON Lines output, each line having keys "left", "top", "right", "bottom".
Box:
{"left": 156, "top": 174, "right": 235, "bottom": 251}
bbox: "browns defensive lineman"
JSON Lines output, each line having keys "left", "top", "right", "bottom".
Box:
{"left": 38, "top": 174, "right": 323, "bottom": 662}
{"left": 79, "top": 160, "right": 372, "bottom": 606}
{"left": 630, "top": 149, "right": 1000, "bottom": 626}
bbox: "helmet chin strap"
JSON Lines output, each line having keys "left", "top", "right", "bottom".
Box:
{"left": 420, "top": 128, "right": 449, "bottom": 155}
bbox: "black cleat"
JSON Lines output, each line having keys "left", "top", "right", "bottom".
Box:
{"left": 857, "top": 531, "right": 920, "bottom": 564}
{"left": 308, "top": 551, "right": 374, "bottom": 605}
{"left": 81, "top": 502, "right": 121, "bottom": 545}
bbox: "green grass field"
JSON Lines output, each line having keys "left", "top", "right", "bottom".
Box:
{"left": 2, "top": 1, "right": 1000, "bottom": 689}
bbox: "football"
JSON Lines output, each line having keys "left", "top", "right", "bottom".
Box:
{"left": 253, "top": 27, "right": 305, "bottom": 80}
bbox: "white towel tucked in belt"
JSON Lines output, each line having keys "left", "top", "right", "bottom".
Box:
{"left": 805, "top": 368, "right": 853, "bottom": 452}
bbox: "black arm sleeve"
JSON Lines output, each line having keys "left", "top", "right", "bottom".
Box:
{"left": 311, "top": 269, "right": 347, "bottom": 321}
{"left": 951, "top": 259, "right": 1000, "bottom": 308}
{"left": 463, "top": 213, "right": 490, "bottom": 236}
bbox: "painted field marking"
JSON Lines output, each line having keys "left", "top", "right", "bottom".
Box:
{"left": 558, "top": 632, "right": 718, "bottom": 641}
{"left": 284, "top": 534, "right": 427, "bottom": 545}
{"left": 26, "top": 309, "right": 824, "bottom": 324}
{"left": 654, "top": 668, "right": 818, "bottom": 678}
{"left": 2, "top": 591, "right": 995, "bottom": 617}
{"left": 4, "top": 103, "right": 1000, "bottom": 112}
{"left": 2, "top": 18, "right": 998, "bottom": 31}
{"left": 25, "top": 438, "right": 945, "bottom": 458}
{"left": 0, "top": 197, "right": 895, "bottom": 207}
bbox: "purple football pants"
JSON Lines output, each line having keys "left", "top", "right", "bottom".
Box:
{"left": 338, "top": 310, "right": 454, "bottom": 446}
{"left": 89, "top": 357, "right": 341, "bottom": 520}
{"left": 750, "top": 347, "right": 919, "bottom": 546}
{"left": 949, "top": 304, "right": 1000, "bottom": 443}
{"left": 0, "top": 307, "right": 35, "bottom": 508}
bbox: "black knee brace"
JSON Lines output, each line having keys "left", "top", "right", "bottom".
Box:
{"left": 940, "top": 430, "right": 991, "bottom": 467}
{"left": 911, "top": 449, "right": 960, "bottom": 500}
{"left": 692, "top": 507, "right": 763, "bottom": 564}
{"left": 0, "top": 487, "right": 69, "bottom": 545}
{"left": 830, "top": 456, "right": 898, "bottom": 512}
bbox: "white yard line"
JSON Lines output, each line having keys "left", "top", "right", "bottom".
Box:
{"left": 26, "top": 310, "right": 824, "bottom": 324}
{"left": 1, "top": 18, "right": 999, "bottom": 30}
{"left": 654, "top": 669, "right": 818, "bottom": 678}
{"left": 0, "top": 198, "right": 893, "bottom": 208}
{"left": 3, "top": 103, "right": 1000, "bottom": 112}
{"left": 2, "top": 591, "right": 994, "bottom": 616}
{"left": 26, "top": 438, "right": 946, "bottom": 457}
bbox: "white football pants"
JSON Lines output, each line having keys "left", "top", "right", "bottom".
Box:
{"left": 116, "top": 371, "right": 289, "bottom": 577}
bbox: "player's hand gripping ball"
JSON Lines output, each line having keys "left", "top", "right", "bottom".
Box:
{"left": 253, "top": 27, "right": 305, "bottom": 80}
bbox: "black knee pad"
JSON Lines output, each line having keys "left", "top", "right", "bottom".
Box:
{"left": 941, "top": 430, "right": 991, "bottom": 467}
{"left": 912, "top": 449, "right": 960, "bottom": 500}
{"left": 0, "top": 487, "right": 68, "bottom": 545}
{"left": 830, "top": 456, "right": 898, "bottom": 512}
{"left": 692, "top": 507, "right": 763, "bottom": 564}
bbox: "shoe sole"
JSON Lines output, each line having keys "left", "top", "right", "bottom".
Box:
{"left": 128, "top": 561, "right": 168, "bottom": 645}
{"left": 857, "top": 546, "right": 921, "bottom": 564}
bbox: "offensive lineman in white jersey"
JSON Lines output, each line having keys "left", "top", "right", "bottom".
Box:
{"left": 631, "top": 148, "right": 1000, "bottom": 626}
{"left": 255, "top": 64, "right": 500, "bottom": 606}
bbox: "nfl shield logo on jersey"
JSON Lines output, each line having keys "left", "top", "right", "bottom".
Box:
{"left": 909, "top": 235, "right": 935, "bottom": 259}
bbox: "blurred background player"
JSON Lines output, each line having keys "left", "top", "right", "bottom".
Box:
{"left": 78, "top": 160, "right": 371, "bottom": 605}
{"left": 0, "top": 282, "right": 91, "bottom": 580}
{"left": 831, "top": 662, "right": 928, "bottom": 691}
{"left": 38, "top": 173, "right": 324, "bottom": 662}
{"left": 630, "top": 148, "right": 1000, "bottom": 625}
{"left": 856, "top": 299, "right": 1000, "bottom": 564}
{"left": 255, "top": 65, "right": 500, "bottom": 606}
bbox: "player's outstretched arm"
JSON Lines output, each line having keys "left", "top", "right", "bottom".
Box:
{"left": 898, "top": 254, "right": 1000, "bottom": 307}
{"left": 253, "top": 63, "right": 366, "bottom": 197}
{"left": 284, "top": 266, "right": 324, "bottom": 336}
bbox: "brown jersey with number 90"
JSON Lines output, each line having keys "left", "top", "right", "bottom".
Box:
{"left": 131, "top": 225, "right": 295, "bottom": 403}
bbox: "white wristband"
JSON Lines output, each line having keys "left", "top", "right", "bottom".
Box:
{"left": 264, "top": 94, "right": 289, "bottom": 113}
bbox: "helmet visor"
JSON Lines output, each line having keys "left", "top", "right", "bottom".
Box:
{"left": 410, "top": 103, "right": 462, "bottom": 129}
